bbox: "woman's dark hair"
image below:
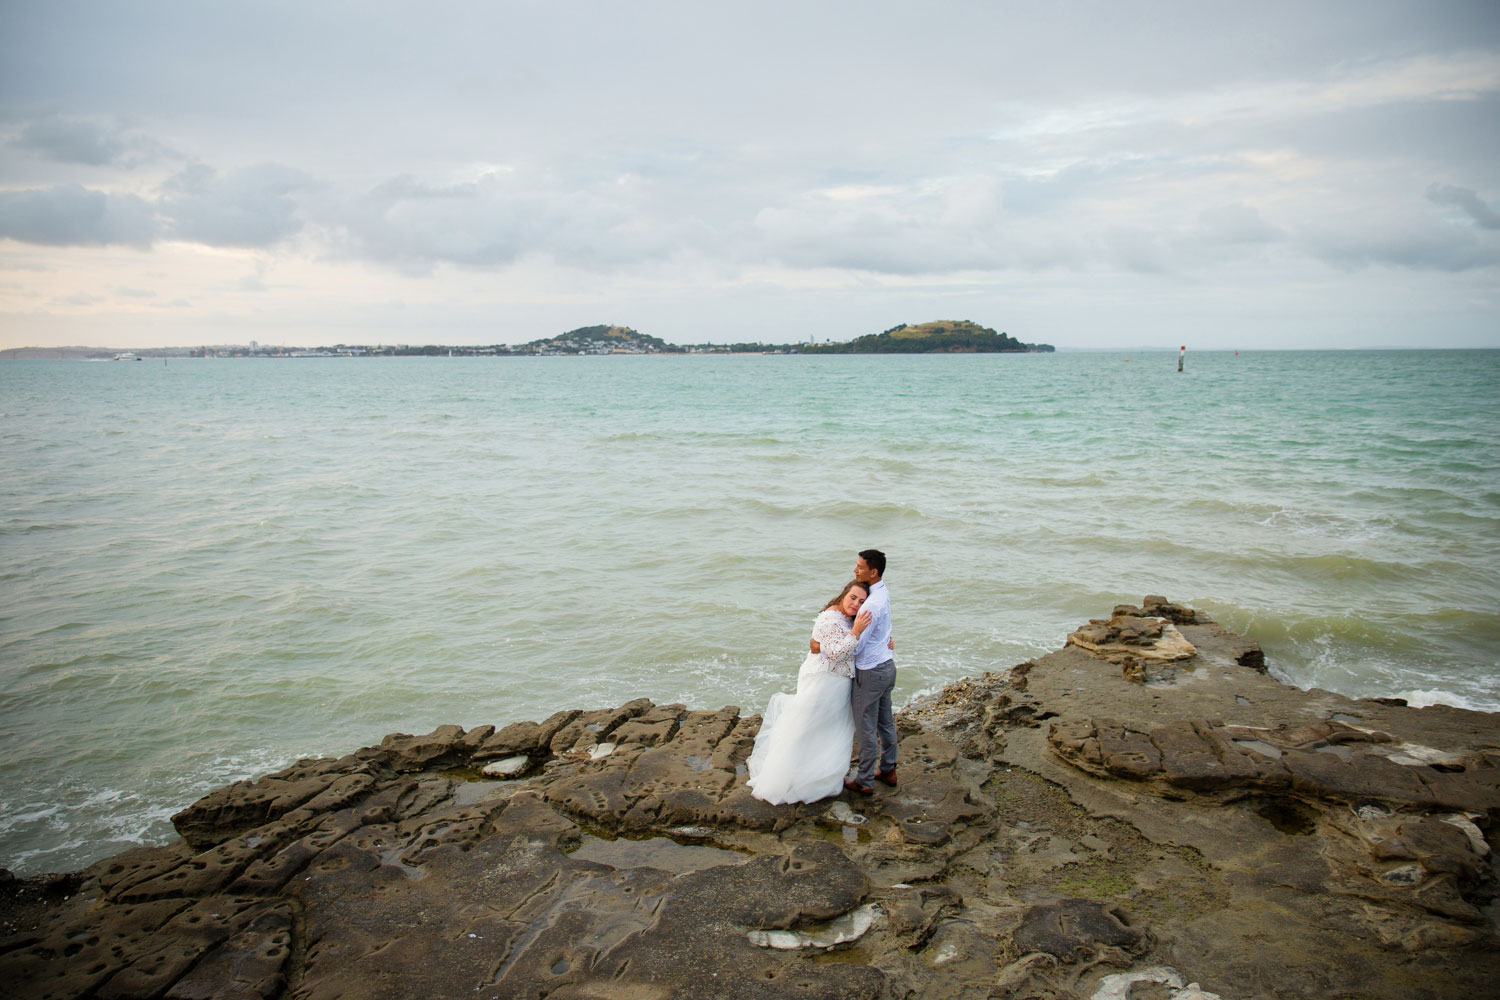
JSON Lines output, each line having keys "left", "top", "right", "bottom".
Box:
{"left": 823, "top": 580, "right": 868, "bottom": 612}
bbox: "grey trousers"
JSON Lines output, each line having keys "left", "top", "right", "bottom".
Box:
{"left": 851, "top": 659, "right": 897, "bottom": 784}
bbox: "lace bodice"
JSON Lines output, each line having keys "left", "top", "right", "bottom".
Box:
{"left": 811, "top": 607, "right": 859, "bottom": 679}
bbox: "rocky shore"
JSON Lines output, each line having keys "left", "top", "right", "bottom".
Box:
{"left": 4, "top": 598, "right": 1496, "bottom": 999}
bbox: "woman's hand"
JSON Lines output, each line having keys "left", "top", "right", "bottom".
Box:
{"left": 852, "top": 609, "right": 873, "bottom": 636}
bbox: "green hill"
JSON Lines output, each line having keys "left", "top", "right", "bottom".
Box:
{"left": 515, "top": 325, "right": 678, "bottom": 354}
{"left": 804, "top": 320, "right": 1053, "bottom": 354}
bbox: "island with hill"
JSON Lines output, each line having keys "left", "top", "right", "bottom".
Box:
{"left": 509, "top": 324, "right": 676, "bottom": 356}
{"left": 800, "top": 320, "right": 1054, "bottom": 354}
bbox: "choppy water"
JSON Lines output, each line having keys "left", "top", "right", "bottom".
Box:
{"left": 2, "top": 350, "right": 1498, "bottom": 874}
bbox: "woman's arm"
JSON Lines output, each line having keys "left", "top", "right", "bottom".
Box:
{"left": 812, "top": 609, "right": 871, "bottom": 663}
{"left": 810, "top": 612, "right": 879, "bottom": 654}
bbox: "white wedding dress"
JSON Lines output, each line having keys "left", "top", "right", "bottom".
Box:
{"left": 745, "top": 607, "right": 859, "bottom": 805}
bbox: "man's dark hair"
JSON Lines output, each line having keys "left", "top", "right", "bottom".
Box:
{"left": 858, "top": 548, "right": 886, "bottom": 577}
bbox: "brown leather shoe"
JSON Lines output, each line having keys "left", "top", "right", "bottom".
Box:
{"left": 843, "top": 777, "right": 874, "bottom": 795}
{"left": 875, "top": 768, "right": 897, "bottom": 787}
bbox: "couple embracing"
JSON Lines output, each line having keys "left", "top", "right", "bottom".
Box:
{"left": 746, "top": 549, "right": 898, "bottom": 804}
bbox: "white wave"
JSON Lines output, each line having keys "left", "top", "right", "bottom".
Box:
{"left": 1395, "top": 688, "right": 1491, "bottom": 712}
{"left": 77, "top": 788, "right": 127, "bottom": 808}
{"left": 0, "top": 803, "right": 62, "bottom": 831}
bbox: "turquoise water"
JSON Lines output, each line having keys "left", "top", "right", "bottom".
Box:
{"left": 2, "top": 350, "right": 1498, "bottom": 874}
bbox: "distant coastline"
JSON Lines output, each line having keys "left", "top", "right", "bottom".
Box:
{"left": 0, "top": 319, "right": 1054, "bottom": 359}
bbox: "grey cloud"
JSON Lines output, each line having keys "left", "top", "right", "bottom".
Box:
{"left": 753, "top": 177, "right": 1016, "bottom": 275}
{"left": 1195, "top": 203, "right": 1284, "bottom": 244}
{"left": 17, "top": 116, "right": 123, "bottom": 165}
{"left": 0, "top": 165, "right": 316, "bottom": 251}
{"left": 10, "top": 115, "right": 179, "bottom": 169}
{"left": 160, "top": 163, "right": 313, "bottom": 247}
{"left": 1426, "top": 183, "right": 1500, "bottom": 229}
{"left": 1294, "top": 184, "right": 1500, "bottom": 272}
{"left": 0, "top": 184, "right": 155, "bottom": 246}
{"left": 334, "top": 175, "right": 527, "bottom": 273}
{"left": 367, "top": 175, "right": 480, "bottom": 202}
{"left": 1298, "top": 217, "right": 1499, "bottom": 271}
{"left": 55, "top": 292, "right": 101, "bottom": 306}
{"left": 0, "top": 163, "right": 319, "bottom": 251}
{"left": 332, "top": 172, "right": 689, "bottom": 274}
{"left": 116, "top": 287, "right": 155, "bottom": 298}
{"left": 1102, "top": 229, "right": 1172, "bottom": 274}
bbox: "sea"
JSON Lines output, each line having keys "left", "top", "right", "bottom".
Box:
{"left": 2, "top": 350, "right": 1498, "bottom": 875}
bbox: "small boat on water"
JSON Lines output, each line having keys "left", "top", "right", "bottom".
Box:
{"left": 113, "top": 352, "right": 142, "bottom": 361}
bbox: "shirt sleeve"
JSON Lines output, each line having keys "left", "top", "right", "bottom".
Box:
{"left": 852, "top": 591, "right": 888, "bottom": 654}
{"left": 812, "top": 610, "right": 860, "bottom": 666}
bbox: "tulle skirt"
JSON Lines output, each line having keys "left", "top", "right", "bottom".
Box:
{"left": 745, "top": 653, "right": 855, "bottom": 805}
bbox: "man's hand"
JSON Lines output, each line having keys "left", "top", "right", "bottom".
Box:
{"left": 810, "top": 639, "right": 821, "bottom": 654}
{"left": 888, "top": 635, "right": 894, "bottom": 651}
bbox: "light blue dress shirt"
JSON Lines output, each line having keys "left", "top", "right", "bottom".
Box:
{"left": 853, "top": 580, "right": 892, "bottom": 671}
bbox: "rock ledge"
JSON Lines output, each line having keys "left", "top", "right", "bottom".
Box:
{"left": 3, "top": 599, "right": 1496, "bottom": 999}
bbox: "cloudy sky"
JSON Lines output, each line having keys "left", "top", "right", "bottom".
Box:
{"left": 2, "top": 1, "right": 1497, "bottom": 350}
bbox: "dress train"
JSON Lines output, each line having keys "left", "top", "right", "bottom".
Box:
{"left": 746, "top": 652, "right": 855, "bottom": 805}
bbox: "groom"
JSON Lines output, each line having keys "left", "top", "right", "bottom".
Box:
{"left": 843, "top": 548, "right": 897, "bottom": 795}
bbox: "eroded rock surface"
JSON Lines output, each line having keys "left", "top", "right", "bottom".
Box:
{"left": 4, "top": 598, "right": 1496, "bottom": 999}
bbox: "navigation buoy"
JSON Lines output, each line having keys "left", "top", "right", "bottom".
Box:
{"left": 1178, "top": 345, "right": 1185, "bottom": 373}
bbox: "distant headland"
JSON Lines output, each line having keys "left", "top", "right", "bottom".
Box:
{"left": 798, "top": 320, "right": 1054, "bottom": 354}
{"left": 0, "top": 320, "right": 1053, "bottom": 359}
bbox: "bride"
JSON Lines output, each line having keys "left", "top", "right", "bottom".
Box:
{"left": 746, "top": 580, "right": 872, "bottom": 805}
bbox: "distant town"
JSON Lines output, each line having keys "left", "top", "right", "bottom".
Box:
{"left": 1, "top": 321, "right": 1054, "bottom": 360}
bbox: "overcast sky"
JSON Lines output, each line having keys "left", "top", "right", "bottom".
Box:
{"left": 2, "top": 1, "right": 1497, "bottom": 350}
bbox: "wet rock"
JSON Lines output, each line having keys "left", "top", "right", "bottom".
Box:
{"left": 471, "top": 708, "right": 578, "bottom": 759}
{"left": 479, "top": 754, "right": 529, "bottom": 777}
{"left": 612, "top": 701, "right": 686, "bottom": 746}
{"left": 919, "top": 918, "right": 999, "bottom": 988}
{"left": 546, "top": 698, "right": 653, "bottom": 754}
{"left": 1395, "top": 817, "right": 1484, "bottom": 877}
{"left": 378, "top": 723, "right": 468, "bottom": 771}
{"left": 1048, "top": 716, "right": 1500, "bottom": 816}
{"left": 1068, "top": 615, "right": 1196, "bottom": 663}
{"left": 1011, "top": 898, "right": 1145, "bottom": 963}
{"left": 170, "top": 758, "right": 375, "bottom": 851}
{"left": 1141, "top": 596, "right": 1199, "bottom": 625}
{"left": 747, "top": 902, "right": 880, "bottom": 950}
{"left": 1090, "top": 965, "right": 1186, "bottom": 1000}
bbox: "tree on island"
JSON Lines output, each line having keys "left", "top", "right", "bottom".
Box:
{"left": 801, "top": 320, "right": 1054, "bottom": 354}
